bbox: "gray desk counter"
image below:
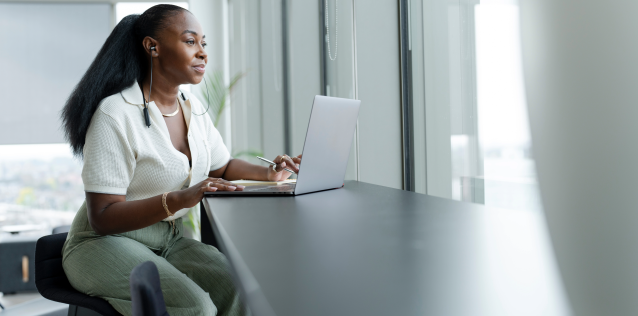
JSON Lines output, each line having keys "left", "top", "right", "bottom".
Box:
{"left": 203, "top": 181, "right": 570, "bottom": 316}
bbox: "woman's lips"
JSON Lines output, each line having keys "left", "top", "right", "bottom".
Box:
{"left": 193, "top": 66, "right": 205, "bottom": 73}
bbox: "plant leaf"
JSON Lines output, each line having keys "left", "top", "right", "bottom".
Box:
{"left": 232, "top": 149, "right": 264, "bottom": 159}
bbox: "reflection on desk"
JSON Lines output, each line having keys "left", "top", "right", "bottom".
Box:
{"left": 203, "top": 181, "right": 570, "bottom": 316}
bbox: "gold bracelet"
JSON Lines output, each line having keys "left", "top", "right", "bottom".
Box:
{"left": 162, "top": 192, "right": 174, "bottom": 217}
{"left": 162, "top": 192, "right": 176, "bottom": 235}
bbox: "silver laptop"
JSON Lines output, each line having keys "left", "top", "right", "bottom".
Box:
{"left": 205, "top": 95, "right": 361, "bottom": 196}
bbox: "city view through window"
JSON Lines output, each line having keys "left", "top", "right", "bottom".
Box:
{"left": 0, "top": 144, "right": 82, "bottom": 234}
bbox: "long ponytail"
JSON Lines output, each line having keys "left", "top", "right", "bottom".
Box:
{"left": 61, "top": 4, "right": 187, "bottom": 157}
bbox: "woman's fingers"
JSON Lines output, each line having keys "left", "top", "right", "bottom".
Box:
{"left": 202, "top": 183, "right": 218, "bottom": 192}
{"left": 273, "top": 155, "right": 287, "bottom": 173}
{"left": 206, "top": 177, "right": 238, "bottom": 187}
{"left": 203, "top": 178, "right": 245, "bottom": 191}
{"left": 284, "top": 156, "right": 299, "bottom": 173}
{"left": 213, "top": 183, "right": 237, "bottom": 191}
{"left": 206, "top": 177, "right": 232, "bottom": 185}
{"left": 275, "top": 155, "right": 299, "bottom": 173}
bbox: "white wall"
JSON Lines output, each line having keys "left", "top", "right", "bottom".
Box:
{"left": 323, "top": 0, "right": 359, "bottom": 181}
{"left": 227, "top": 0, "right": 265, "bottom": 162}
{"left": 354, "top": 0, "right": 403, "bottom": 189}
{"left": 225, "top": 0, "right": 286, "bottom": 162}
{"left": 288, "top": 0, "right": 322, "bottom": 156}
{"left": 520, "top": 1, "right": 638, "bottom": 315}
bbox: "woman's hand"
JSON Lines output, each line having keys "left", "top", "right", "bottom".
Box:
{"left": 174, "top": 178, "right": 245, "bottom": 209}
{"left": 266, "top": 154, "right": 302, "bottom": 181}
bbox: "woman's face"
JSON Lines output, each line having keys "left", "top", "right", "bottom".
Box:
{"left": 151, "top": 11, "right": 208, "bottom": 85}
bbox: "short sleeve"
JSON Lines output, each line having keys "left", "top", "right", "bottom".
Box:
{"left": 82, "top": 109, "right": 135, "bottom": 195}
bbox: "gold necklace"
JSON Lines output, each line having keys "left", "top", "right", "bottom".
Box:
{"left": 160, "top": 97, "right": 180, "bottom": 117}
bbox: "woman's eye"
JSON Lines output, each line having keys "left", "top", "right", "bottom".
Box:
{"left": 186, "top": 40, "right": 206, "bottom": 48}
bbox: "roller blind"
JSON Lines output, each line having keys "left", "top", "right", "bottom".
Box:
{"left": 0, "top": 3, "right": 111, "bottom": 145}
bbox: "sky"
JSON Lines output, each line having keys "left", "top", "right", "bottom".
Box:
{"left": 0, "top": 143, "right": 76, "bottom": 162}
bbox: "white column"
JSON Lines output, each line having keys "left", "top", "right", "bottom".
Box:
{"left": 520, "top": 1, "right": 638, "bottom": 315}
{"left": 353, "top": 0, "right": 404, "bottom": 190}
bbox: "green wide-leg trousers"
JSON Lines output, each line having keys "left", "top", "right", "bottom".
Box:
{"left": 61, "top": 204, "right": 244, "bottom": 316}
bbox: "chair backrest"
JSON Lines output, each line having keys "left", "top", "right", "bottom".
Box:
{"left": 35, "top": 233, "right": 74, "bottom": 295}
{"left": 52, "top": 225, "right": 71, "bottom": 234}
{"left": 130, "top": 261, "right": 169, "bottom": 316}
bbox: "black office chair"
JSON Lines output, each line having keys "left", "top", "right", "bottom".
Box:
{"left": 35, "top": 232, "right": 121, "bottom": 316}
{"left": 52, "top": 225, "right": 71, "bottom": 234}
{"left": 130, "top": 261, "right": 169, "bottom": 316}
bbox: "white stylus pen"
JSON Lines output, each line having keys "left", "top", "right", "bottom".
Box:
{"left": 256, "top": 156, "right": 297, "bottom": 174}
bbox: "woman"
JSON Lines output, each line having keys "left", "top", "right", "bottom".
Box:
{"left": 60, "top": 5, "right": 300, "bottom": 316}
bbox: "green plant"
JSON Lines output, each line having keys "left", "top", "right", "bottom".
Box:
{"left": 232, "top": 149, "right": 263, "bottom": 159}
{"left": 184, "top": 205, "right": 201, "bottom": 240}
{"left": 200, "top": 70, "right": 246, "bottom": 127}
{"left": 200, "top": 69, "right": 264, "bottom": 159}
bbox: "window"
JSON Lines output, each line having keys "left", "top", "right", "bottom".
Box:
{"left": 0, "top": 2, "right": 110, "bottom": 233}
{"left": 409, "top": 0, "right": 541, "bottom": 211}
{"left": 0, "top": 2, "right": 189, "bottom": 234}
{"left": 0, "top": 144, "right": 82, "bottom": 233}
{"left": 321, "top": 0, "right": 359, "bottom": 180}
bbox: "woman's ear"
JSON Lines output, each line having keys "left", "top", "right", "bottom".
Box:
{"left": 142, "top": 37, "right": 159, "bottom": 56}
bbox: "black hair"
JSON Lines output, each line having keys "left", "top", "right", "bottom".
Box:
{"left": 61, "top": 4, "right": 188, "bottom": 157}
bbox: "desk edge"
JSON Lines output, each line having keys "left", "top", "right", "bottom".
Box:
{"left": 202, "top": 198, "right": 278, "bottom": 316}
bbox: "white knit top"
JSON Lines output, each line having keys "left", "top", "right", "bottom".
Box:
{"left": 81, "top": 81, "right": 230, "bottom": 221}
